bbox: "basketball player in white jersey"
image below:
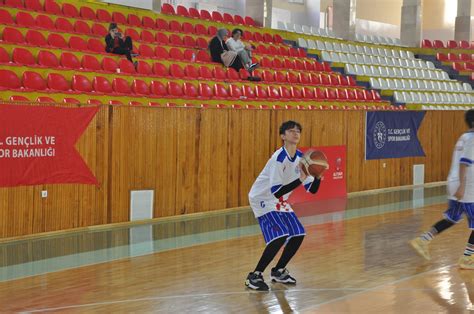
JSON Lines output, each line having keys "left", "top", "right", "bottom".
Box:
{"left": 410, "top": 110, "right": 474, "bottom": 269}
{"left": 245, "top": 121, "right": 322, "bottom": 291}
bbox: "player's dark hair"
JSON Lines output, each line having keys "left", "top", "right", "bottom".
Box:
{"left": 232, "top": 28, "right": 243, "bottom": 37}
{"left": 466, "top": 109, "right": 474, "bottom": 128}
{"left": 109, "top": 23, "right": 118, "bottom": 31}
{"left": 279, "top": 120, "right": 302, "bottom": 135}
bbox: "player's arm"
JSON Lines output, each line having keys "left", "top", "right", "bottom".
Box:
{"left": 303, "top": 176, "right": 321, "bottom": 194}
{"left": 270, "top": 162, "right": 303, "bottom": 199}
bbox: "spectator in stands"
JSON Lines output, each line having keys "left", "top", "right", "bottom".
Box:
{"left": 105, "top": 23, "right": 138, "bottom": 66}
{"left": 209, "top": 28, "right": 244, "bottom": 72}
{"left": 226, "top": 28, "right": 259, "bottom": 72}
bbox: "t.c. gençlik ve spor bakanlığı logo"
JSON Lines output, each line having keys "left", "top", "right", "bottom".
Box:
{"left": 373, "top": 121, "right": 387, "bottom": 149}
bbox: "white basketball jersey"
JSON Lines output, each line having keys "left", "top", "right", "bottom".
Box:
{"left": 447, "top": 132, "right": 474, "bottom": 202}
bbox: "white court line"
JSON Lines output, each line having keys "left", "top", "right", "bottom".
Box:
{"left": 300, "top": 263, "right": 456, "bottom": 312}
{"left": 24, "top": 282, "right": 452, "bottom": 313}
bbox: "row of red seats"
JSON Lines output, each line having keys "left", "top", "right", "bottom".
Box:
{"left": 0, "top": 26, "right": 298, "bottom": 59}
{"left": 0, "top": 69, "right": 381, "bottom": 102}
{"left": 437, "top": 52, "right": 474, "bottom": 62}
{"left": 1, "top": 47, "right": 340, "bottom": 88}
{"left": 422, "top": 39, "right": 474, "bottom": 50}
{"left": 161, "top": 3, "right": 256, "bottom": 27}
{"left": 452, "top": 62, "right": 474, "bottom": 73}
{"left": 0, "top": 9, "right": 282, "bottom": 44}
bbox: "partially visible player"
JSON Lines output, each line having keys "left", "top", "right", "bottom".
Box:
{"left": 245, "top": 121, "right": 323, "bottom": 291}
{"left": 410, "top": 109, "right": 474, "bottom": 269}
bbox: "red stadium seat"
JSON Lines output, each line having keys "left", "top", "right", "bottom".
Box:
{"left": 421, "top": 39, "right": 432, "bottom": 48}
{"left": 271, "top": 58, "right": 283, "bottom": 69}
{"left": 183, "top": 82, "right": 198, "bottom": 98}
{"left": 254, "top": 32, "right": 264, "bottom": 42}
{"left": 87, "top": 99, "right": 102, "bottom": 105}
{"left": 339, "top": 76, "right": 349, "bottom": 86}
{"left": 177, "top": 5, "right": 189, "bottom": 17}
{"left": 168, "top": 81, "right": 184, "bottom": 97}
{"left": 44, "top": 0, "right": 61, "bottom": 15}
{"left": 278, "top": 86, "right": 291, "bottom": 100}
{"left": 214, "top": 83, "right": 229, "bottom": 99}
{"left": 72, "top": 74, "right": 93, "bottom": 93}
{"left": 460, "top": 53, "right": 471, "bottom": 61}
{"left": 150, "top": 81, "right": 168, "bottom": 96}
{"left": 74, "top": 20, "right": 91, "bottom": 35}
{"left": 125, "top": 28, "right": 140, "bottom": 41}
{"left": 208, "top": 25, "right": 218, "bottom": 36}
{"left": 267, "top": 86, "right": 281, "bottom": 100}
{"left": 447, "top": 53, "right": 459, "bottom": 61}
{"left": 0, "top": 70, "right": 21, "bottom": 90}
{"left": 290, "top": 87, "right": 303, "bottom": 99}
{"left": 25, "top": 0, "right": 43, "bottom": 11}
{"left": 196, "top": 50, "right": 211, "bottom": 62}
{"left": 234, "top": 15, "right": 245, "bottom": 25}
{"left": 322, "top": 62, "right": 332, "bottom": 72}
{"left": 60, "top": 52, "right": 81, "bottom": 69}
{"left": 26, "top": 30, "right": 47, "bottom": 47}
{"left": 345, "top": 89, "right": 356, "bottom": 101}
{"left": 274, "top": 71, "right": 287, "bottom": 83}
{"left": 255, "top": 85, "right": 269, "bottom": 99}
{"left": 229, "top": 84, "right": 243, "bottom": 99}
{"left": 55, "top": 17, "right": 74, "bottom": 32}
{"left": 161, "top": 3, "right": 176, "bottom": 15}
{"left": 10, "top": 95, "right": 30, "bottom": 102}
{"left": 223, "top": 13, "right": 234, "bottom": 24}
{"left": 112, "top": 77, "right": 131, "bottom": 94}
{"left": 119, "top": 59, "right": 136, "bottom": 74}
{"left": 156, "top": 18, "right": 169, "bottom": 30}
{"left": 347, "top": 76, "right": 357, "bottom": 86}
{"left": 364, "top": 89, "right": 374, "bottom": 101}
{"left": 182, "top": 22, "right": 194, "bottom": 34}
{"left": 112, "top": 12, "right": 127, "bottom": 24}
{"left": 129, "top": 101, "right": 143, "bottom": 106}
{"left": 170, "top": 63, "right": 185, "bottom": 78}
{"left": 128, "top": 14, "right": 141, "bottom": 27}
{"left": 262, "top": 70, "right": 275, "bottom": 82}
{"left": 302, "top": 87, "right": 315, "bottom": 100}
{"left": 244, "top": 16, "right": 256, "bottom": 26}
{"left": 132, "top": 79, "right": 149, "bottom": 95}
{"left": 82, "top": 55, "right": 101, "bottom": 72}
{"left": 447, "top": 40, "right": 458, "bottom": 49}
{"left": 47, "top": 73, "right": 70, "bottom": 91}
{"left": 38, "top": 51, "right": 60, "bottom": 68}
{"left": 325, "top": 88, "right": 337, "bottom": 100}
{"left": 195, "top": 24, "right": 207, "bottom": 36}
{"left": 62, "top": 3, "right": 79, "bottom": 18}
{"left": 239, "top": 69, "right": 250, "bottom": 80}
{"left": 37, "top": 96, "right": 56, "bottom": 103}
{"left": 169, "top": 34, "right": 183, "bottom": 46}
{"left": 283, "top": 59, "right": 295, "bottom": 70}
{"left": 227, "top": 68, "right": 240, "bottom": 81}
{"left": 137, "top": 44, "right": 154, "bottom": 58}
{"left": 201, "top": 10, "right": 212, "bottom": 21}
{"left": 242, "top": 85, "right": 256, "bottom": 99}
{"left": 92, "top": 23, "right": 108, "bottom": 37}
{"left": 13, "top": 47, "right": 35, "bottom": 66}
{"left": 336, "top": 89, "right": 348, "bottom": 100}
{"left": 0, "top": 9, "right": 15, "bottom": 25}
{"left": 459, "top": 40, "right": 470, "bottom": 49}
{"left": 102, "top": 57, "right": 118, "bottom": 73}
{"left": 142, "top": 16, "right": 155, "bottom": 29}
{"left": 315, "top": 88, "right": 327, "bottom": 100}
{"left": 156, "top": 32, "right": 169, "bottom": 45}
{"left": 169, "top": 47, "right": 184, "bottom": 60}
{"left": 153, "top": 62, "right": 168, "bottom": 77}
{"left": 273, "top": 34, "right": 283, "bottom": 44}
{"left": 294, "top": 60, "right": 305, "bottom": 71}
{"left": 169, "top": 20, "right": 182, "bottom": 32}
{"left": 136, "top": 61, "right": 152, "bottom": 76}
{"left": 97, "top": 9, "right": 112, "bottom": 22}
{"left": 199, "top": 82, "right": 213, "bottom": 99}
{"left": 23, "top": 71, "right": 46, "bottom": 91}
{"left": 155, "top": 46, "right": 169, "bottom": 60}
{"left": 88, "top": 38, "right": 105, "bottom": 53}
{"left": 189, "top": 7, "right": 201, "bottom": 19}
{"left": 453, "top": 62, "right": 467, "bottom": 72}
{"left": 433, "top": 40, "right": 445, "bottom": 48}
{"left": 437, "top": 53, "right": 449, "bottom": 62}
{"left": 5, "top": 0, "right": 23, "bottom": 8}
{"left": 287, "top": 72, "right": 298, "bottom": 84}
{"left": 298, "top": 48, "right": 307, "bottom": 58}
{"left": 69, "top": 36, "right": 88, "bottom": 51}
{"left": 372, "top": 90, "right": 382, "bottom": 101}
{"left": 298, "top": 73, "right": 310, "bottom": 85}
{"left": 213, "top": 66, "right": 227, "bottom": 80}
{"left": 263, "top": 33, "right": 273, "bottom": 43}
{"left": 196, "top": 37, "right": 208, "bottom": 49}
{"left": 3, "top": 27, "right": 24, "bottom": 44}
{"left": 63, "top": 98, "right": 80, "bottom": 104}
{"left": 211, "top": 11, "right": 224, "bottom": 23}
{"left": 309, "top": 73, "right": 321, "bottom": 85}
{"left": 0, "top": 47, "right": 9, "bottom": 64}
{"left": 80, "top": 6, "right": 96, "bottom": 20}
{"left": 16, "top": 12, "right": 35, "bottom": 28}
{"left": 184, "top": 64, "right": 199, "bottom": 79}
{"left": 109, "top": 100, "right": 124, "bottom": 106}
{"left": 199, "top": 66, "right": 213, "bottom": 80}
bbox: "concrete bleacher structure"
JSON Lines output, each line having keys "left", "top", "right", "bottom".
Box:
{"left": 0, "top": 0, "right": 397, "bottom": 110}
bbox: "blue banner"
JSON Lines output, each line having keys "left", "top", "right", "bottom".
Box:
{"left": 366, "top": 111, "right": 425, "bottom": 160}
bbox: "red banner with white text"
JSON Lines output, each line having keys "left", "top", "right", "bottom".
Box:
{"left": 0, "top": 105, "right": 99, "bottom": 187}
{"left": 289, "top": 145, "right": 347, "bottom": 216}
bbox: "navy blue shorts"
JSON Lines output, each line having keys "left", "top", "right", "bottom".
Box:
{"left": 257, "top": 211, "right": 306, "bottom": 244}
{"left": 444, "top": 200, "right": 474, "bottom": 229}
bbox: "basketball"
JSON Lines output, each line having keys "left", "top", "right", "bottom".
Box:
{"left": 300, "top": 150, "right": 329, "bottom": 178}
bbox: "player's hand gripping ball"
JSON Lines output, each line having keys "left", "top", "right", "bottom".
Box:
{"left": 300, "top": 150, "right": 329, "bottom": 178}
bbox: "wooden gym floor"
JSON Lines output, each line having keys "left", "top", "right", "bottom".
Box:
{"left": 2, "top": 185, "right": 474, "bottom": 313}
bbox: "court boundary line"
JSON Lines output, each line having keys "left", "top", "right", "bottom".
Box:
{"left": 21, "top": 286, "right": 449, "bottom": 313}
{"left": 299, "top": 263, "right": 456, "bottom": 311}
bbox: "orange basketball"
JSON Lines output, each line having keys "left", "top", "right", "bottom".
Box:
{"left": 300, "top": 150, "right": 329, "bottom": 178}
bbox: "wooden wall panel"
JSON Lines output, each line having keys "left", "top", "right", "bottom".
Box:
{"left": 0, "top": 107, "right": 467, "bottom": 238}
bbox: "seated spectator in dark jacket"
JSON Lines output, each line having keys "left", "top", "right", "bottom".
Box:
{"left": 105, "top": 23, "right": 137, "bottom": 65}
{"left": 208, "top": 28, "right": 243, "bottom": 72}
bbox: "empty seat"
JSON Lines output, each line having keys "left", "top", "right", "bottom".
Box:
{"left": 48, "top": 33, "right": 68, "bottom": 48}
{"left": 161, "top": 3, "right": 176, "bottom": 15}
{"left": 26, "top": 30, "right": 47, "bottom": 47}
{"left": 97, "top": 9, "right": 112, "bottom": 22}
{"left": 38, "top": 50, "right": 59, "bottom": 68}
{"left": 112, "top": 77, "right": 131, "bottom": 94}
{"left": 13, "top": 47, "right": 36, "bottom": 66}
{"left": 3, "top": 27, "right": 24, "bottom": 44}
{"left": 44, "top": 0, "right": 61, "bottom": 15}
{"left": 69, "top": 36, "right": 88, "bottom": 51}
{"left": 47, "top": 73, "right": 70, "bottom": 92}
{"left": 119, "top": 59, "right": 136, "bottom": 74}
{"left": 169, "top": 20, "right": 182, "bottom": 32}
{"left": 211, "top": 11, "right": 224, "bottom": 23}
{"left": 16, "top": 11, "right": 35, "bottom": 28}
{"left": 132, "top": 79, "right": 150, "bottom": 95}
{"left": 223, "top": 13, "right": 234, "bottom": 24}
{"left": 168, "top": 81, "right": 184, "bottom": 97}
{"left": 189, "top": 8, "right": 201, "bottom": 19}
{"left": 82, "top": 55, "right": 101, "bottom": 72}
{"left": 88, "top": 38, "right": 105, "bottom": 53}
{"left": 63, "top": 3, "right": 79, "bottom": 17}
{"left": 72, "top": 75, "right": 92, "bottom": 93}
{"left": 5, "top": 0, "right": 23, "bottom": 8}
{"left": 0, "top": 69, "right": 21, "bottom": 90}
{"left": 80, "top": 6, "right": 96, "bottom": 20}
{"left": 23, "top": 71, "right": 47, "bottom": 90}
{"left": 60, "top": 52, "right": 81, "bottom": 69}
{"left": 92, "top": 23, "right": 108, "bottom": 37}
